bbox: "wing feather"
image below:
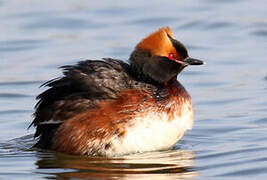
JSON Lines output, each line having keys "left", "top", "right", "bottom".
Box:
{"left": 31, "top": 59, "right": 132, "bottom": 138}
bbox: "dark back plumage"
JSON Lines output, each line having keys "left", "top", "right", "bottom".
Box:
{"left": 31, "top": 58, "right": 159, "bottom": 148}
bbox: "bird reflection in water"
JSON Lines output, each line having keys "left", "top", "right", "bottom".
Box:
{"left": 35, "top": 149, "right": 198, "bottom": 180}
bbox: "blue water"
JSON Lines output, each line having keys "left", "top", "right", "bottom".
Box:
{"left": 1, "top": 0, "right": 267, "bottom": 179}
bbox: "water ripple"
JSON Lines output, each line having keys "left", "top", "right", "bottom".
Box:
{"left": 179, "top": 20, "right": 204, "bottom": 30}
{"left": 198, "top": 147, "right": 267, "bottom": 161}
{"left": 0, "top": 93, "right": 32, "bottom": 98}
{"left": 197, "top": 97, "right": 249, "bottom": 105}
{"left": 0, "top": 40, "right": 46, "bottom": 52}
{"left": 0, "top": 81, "right": 43, "bottom": 86}
{"left": 0, "top": 110, "right": 32, "bottom": 115}
{"left": 34, "top": 150, "right": 197, "bottom": 179}
{"left": 254, "top": 117, "right": 267, "bottom": 124}
{"left": 128, "top": 17, "right": 176, "bottom": 26}
{"left": 203, "top": 21, "right": 233, "bottom": 29}
{"left": 251, "top": 30, "right": 267, "bottom": 37}
{"left": 0, "top": 135, "right": 198, "bottom": 179}
{"left": 24, "top": 17, "right": 106, "bottom": 30}
{"left": 220, "top": 166, "right": 267, "bottom": 177}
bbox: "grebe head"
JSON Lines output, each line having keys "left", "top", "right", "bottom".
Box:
{"left": 130, "top": 27, "right": 204, "bottom": 84}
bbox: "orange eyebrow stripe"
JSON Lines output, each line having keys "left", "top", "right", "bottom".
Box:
{"left": 136, "top": 26, "right": 177, "bottom": 57}
{"left": 164, "top": 26, "right": 175, "bottom": 39}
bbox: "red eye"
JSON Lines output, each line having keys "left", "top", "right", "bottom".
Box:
{"left": 168, "top": 53, "right": 179, "bottom": 61}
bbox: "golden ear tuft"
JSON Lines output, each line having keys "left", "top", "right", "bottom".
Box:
{"left": 136, "top": 26, "right": 177, "bottom": 57}
{"left": 164, "top": 26, "right": 175, "bottom": 39}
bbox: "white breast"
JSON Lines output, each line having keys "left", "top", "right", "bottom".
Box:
{"left": 104, "top": 99, "right": 193, "bottom": 157}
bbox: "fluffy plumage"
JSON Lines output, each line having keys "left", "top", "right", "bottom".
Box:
{"left": 30, "top": 26, "right": 203, "bottom": 156}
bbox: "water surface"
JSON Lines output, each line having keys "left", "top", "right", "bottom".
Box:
{"left": 1, "top": 0, "right": 267, "bottom": 179}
